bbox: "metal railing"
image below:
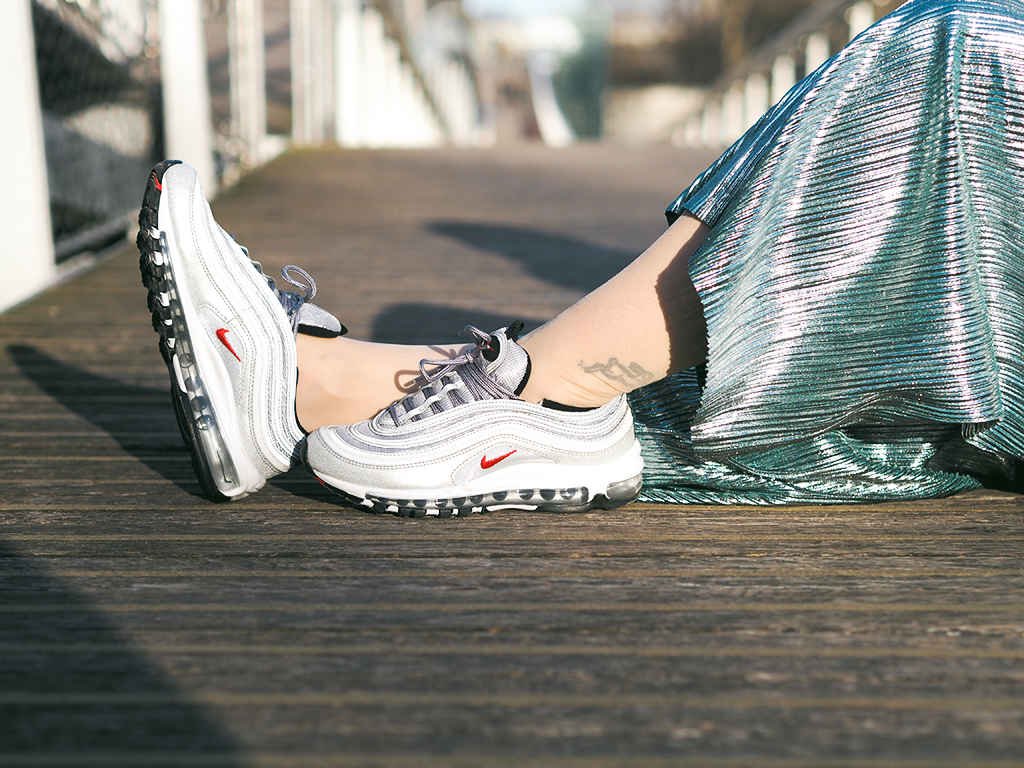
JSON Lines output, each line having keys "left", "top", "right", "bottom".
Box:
{"left": 3, "top": 0, "right": 486, "bottom": 314}
{"left": 675, "top": 0, "right": 907, "bottom": 148}
{"left": 29, "top": 0, "right": 161, "bottom": 261}
{"left": 295, "top": 0, "right": 482, "bottom": 150}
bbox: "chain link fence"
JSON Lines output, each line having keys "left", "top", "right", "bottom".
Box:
{"left": 32, "top": 0, "right": 162, "bottom": 262}
{"left": 28, "top": 0, "right": 479, "bottom": 262}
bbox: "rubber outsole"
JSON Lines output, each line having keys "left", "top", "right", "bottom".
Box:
{"left": 137, "top": 160, "right": 237, "bottom": 503}
{"left": 300, "top": 441, "right": 642, "bottom": 519}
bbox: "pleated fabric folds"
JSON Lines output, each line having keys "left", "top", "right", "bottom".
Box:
{"left": 631, "top": 0, "right": 1024, "bottom": 503}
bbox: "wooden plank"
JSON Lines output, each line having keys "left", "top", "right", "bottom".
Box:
{"left": 0, "top": 146, "right": 1022, "bottom": 767}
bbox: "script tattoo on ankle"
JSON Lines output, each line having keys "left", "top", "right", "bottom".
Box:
{"left": 581, "top": 358, "right": 656, "bottom": 389}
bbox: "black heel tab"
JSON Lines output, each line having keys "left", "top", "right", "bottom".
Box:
{"left": 506, "top": 320, "right": 526, "bottom": 341}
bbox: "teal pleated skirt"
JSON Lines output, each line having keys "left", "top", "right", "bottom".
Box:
{"left": 630, "top": 0, "right": 1024, "bottom": 503}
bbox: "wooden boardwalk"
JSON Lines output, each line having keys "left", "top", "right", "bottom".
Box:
{"left": 1, "top": 145, "right": 1023, "bottom": 767}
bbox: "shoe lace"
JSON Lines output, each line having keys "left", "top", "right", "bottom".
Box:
{"left": 252, "top": 261, "right": 318, "bottom": 333}
{"left": 387, "top": 326, "right": 515, "bottom": 425}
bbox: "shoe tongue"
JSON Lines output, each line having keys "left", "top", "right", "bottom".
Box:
{"left": 277, "top": 290, "right": 346, "bottom": 338}
{"left": 293, "top": 301, "right": 346, "bottom": 338}
{"left": 482, "top": 327, "right": 530, "bottom": 394}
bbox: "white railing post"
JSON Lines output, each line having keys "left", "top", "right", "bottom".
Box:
{"left": 678, "top": 114, "right": 702, "bottom": 147}
{"left": 333, "top": 0, "right": 475, "bottom": 148}
{"left": 701, "top": 100, "right": 721, "bottom": 148}
{"left": 320, "top": 1, "right": 336, "bottom": 140}
{"left": 450, "top": 63, "right": 477, "bottom": 146}
{"left": 721, "top": 83, "right": 745, "bottom": 144}
{"left": 291, "top": 0, "right": 310, "bottom": 144}
{"left": 528, "top": 51, "right": 575, "bottom": 148}
{"left": 362, "top": 7, "right": 387, "bottom": 148}
{"left": 228, "top": 0, "right": 267, "bottom": 166}
{"left": 0, "top": 0, "right": 57, "bottom": 312}
{"left": 292, "top": 0, "right": 331, "bottom": 145}
{"left": 679, "top": 1, "right": 883, "bottom": 150}
{"left": 159, "top": 0, "right": 216, "bottom": 191}
{"left": 743, "top": 71, "right": 769, "bottom": 131}
{"left": 399, "top": 66, "right": 418, "bottom": 147}
{"left": 383, "top": 36, "right": 402, "bottom": 147}
{"left": 847, "top": 1, "right": 876, "bottom": 40}
{"left": 804, "top": 32, "right": 830, "bottom": 74}
{"left": 335, "top": 0, "right": 362, "bottom": 148}
{"left": 771, "top": 53, "right": 796, "bottom": 106}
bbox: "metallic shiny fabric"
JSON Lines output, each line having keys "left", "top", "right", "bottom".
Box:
{"left": 632, "top": 0, "right": 1024, "bottom": 503}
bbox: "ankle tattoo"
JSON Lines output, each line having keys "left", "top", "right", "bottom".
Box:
{"left": 581, "top": 358, "right": 656, "bottom": 391}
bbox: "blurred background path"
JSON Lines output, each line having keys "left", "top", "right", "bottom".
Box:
{"left": 4, "top": 0, "right": 909, "bottom": 311}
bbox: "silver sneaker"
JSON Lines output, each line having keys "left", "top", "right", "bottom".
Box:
{"left": 138, "top": 160, "right": 344, "bottom": 501}
{"left": 302, "top": 324, "right": 644, "bottom": 518}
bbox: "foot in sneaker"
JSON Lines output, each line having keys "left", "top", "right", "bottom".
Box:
{"left": 138, "top": 160, "right": 345, "bottom": 501}
{"left": 302, "top": 323, "right": 644, "bottom": 518}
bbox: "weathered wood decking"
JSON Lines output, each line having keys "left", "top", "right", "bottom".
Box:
{"left": 1, "top": 145, "right": 1022, "bottom": 767}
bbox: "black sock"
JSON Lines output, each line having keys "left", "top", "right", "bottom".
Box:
{"left": 513, "top": 355, "right": 531, "bottom": 396}
{"left": 541, "top": 398, "right": 597, "bottom": 412}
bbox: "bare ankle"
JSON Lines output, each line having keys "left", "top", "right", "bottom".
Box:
{"left": 518, "top": 338, "right": 626, "bottom": 409}
{"left": 295, "top": 335, "right": 366, "bottom": 430}
{"left": 294, "top": 335, "right": 470, "bottom": 430}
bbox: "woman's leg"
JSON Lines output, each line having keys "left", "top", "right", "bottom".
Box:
{"left": 295, "top": 337, "right": 465, "bottom": 430}
{"left": 518, "top": 212, "right": 710, "bottom": 408}
{"left": 295, "top": 212, "right": 710, "bottom": 429}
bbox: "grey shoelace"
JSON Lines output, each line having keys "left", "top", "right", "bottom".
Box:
{"left": 388, "top": 326, "right": 515, "bottom": 424}
{"left": 252, "top": 261, "right": 318, "bottom": 333}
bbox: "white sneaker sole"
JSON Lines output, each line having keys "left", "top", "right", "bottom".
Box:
{"left": 138, "top": 161, "right": 266, "bottom": 501}
{"left": 302, "top": 438, "right": 644, "bottom": 518}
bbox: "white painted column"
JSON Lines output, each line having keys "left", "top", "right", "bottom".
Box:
{"left": 291, "top": 0, "right": 311, "bottom": 144}
{"left": 411, "top": 88, "right": 429, "bottom": 146}
{"left": 453, "top": 63, "right": 479, "bottom": 146}
{"left": 362, "top": 7, "right": 388, "bottom": 148}
{"left": 228, "top": 0, "right": 266, "bottom": 166}
{"left": 383, "top": 37, "right": 402, "bottom": 147}
{"left": 743, "top": 71, "right": 769, "bottom": 131}
{"left": 292, "top": 0, "right": 328, "bottom": 145}
{"left": 442, "top": 60, "right": 463, "bottom": 144}
{"left": 0, "top": 0, "right": 56, "bottom": 312}
{"left": 701, "top": 100, "right": 721, "bottom": 148}
{"left": 159, "top": 0, "right": 216, "bottom": 191}
{"left": 421, "top": 87, "right": 443, "bottom": 146}
{"left": 528, "top": 51, "right": 575, "bottom": 148}
{"left": 398, "top": 66, "right": 418, "bottom": 147}
{"left": 320, "top": 2, "right": 336, "bottom": 139}
{"left": 675, "top": 114, "right": 702, "bottom": 148}
{"left": 771, "top": 53, "right": 796, "bottom": 106}
{"left": 435, "top": 63, "right": 450, "bottom": 139}
{"left": 335, "top": 0, "right": 362, "bottom": 147}
{"left": 847, "top": 1, "right": 876, "bottom": 40}
{"left": 407, "top": 67, "right": 440, "bottom": 147}
{"left": 804, "top": 32, "right": 831, "bottom": 75}
{"left": 721, "top": 83, "right": 745, "bottom": 144}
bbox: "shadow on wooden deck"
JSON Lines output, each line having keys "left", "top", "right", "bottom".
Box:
{"left": 0, "top": 538, "right": 245, "bottom": 764}
{"left": 0, "top": 146, "right": 1022, "bottom": 767}
{"left": 8, "top": 344, "right": 195, "bottom": 494}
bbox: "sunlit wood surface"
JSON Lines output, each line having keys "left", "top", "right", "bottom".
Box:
{"left": 1, "top": 145, "right": 1022, "bottom": 767}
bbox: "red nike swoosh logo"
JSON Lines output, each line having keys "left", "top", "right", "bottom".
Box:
{"left": 216, "top": 328, "right": 241, "bottom": 361}
{"left": 480, "top": 450, "right": 516, "bottom": 470}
